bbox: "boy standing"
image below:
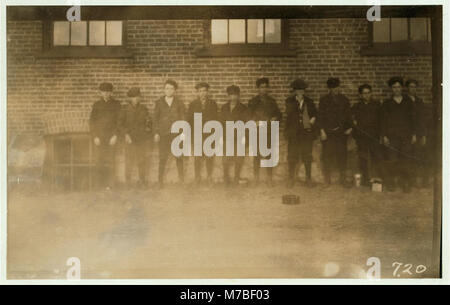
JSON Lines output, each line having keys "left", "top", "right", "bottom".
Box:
{"left": 153, "top": 80, "right": 185, "bottom": 187}
{"left": 89, "top": 82, "right": 121, "bottom": 189}
{"left": 285, "top": 78, "right": 317, "bottom": 188}
{"left": 248, "top": 77, "right": 282, "bottom": 186}
{"left": 221, "top": 85, "right": 249, "bottom": 186}
{"left": 119, "top": 87, "right": 151, "bottom": 189}
{"left": 187, "top": 82, "right": 218, "bottom": 185}
{"left": 406, "top": 79, "right": 430, "bottom": 188}
{"left": 380, "top": 77, "right": 417, "bottom": 193}
{"left": 317, "top": 77, "right": 353, "bottom": 187}
{"left": 351, "top": 84, "right": 382, "bottom": 186}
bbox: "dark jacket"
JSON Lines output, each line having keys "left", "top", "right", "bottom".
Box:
{"left": 221, "top": 101, "right": 249, "bottom": 125}
{"left": 248, "top": 94, "right": 282, "bottom": 122}
{"left": 284, "top": 95, "right": 318, "bottom": 141}
{"left": 318, "top": 93, "right": 352, "bottom": 134}
{"left": 351, "top": 99, "right": 381, "bottom": 140}
{"left": 187, "top": 98, "right": 218, "bottom": 127}
{"left": 118, "top": 102, "right": 151, "bottom": 143}
{"left": 248, "top": 94, "right": 281, "bottom": 148}
{"left": 408, "top": 95, "right": 427, "bottom": 137}
{"left": 89, "top": 98, "right": 122, "bottom": 141}
{"left": 187, "top": 98, "right": 218, "bottom": 151}
{"left": 221, "top": 101, "right": 249, "bottom": 150}
{"left": 380, "top": 95, "right": 415, "bottom": 139}
{"left": 153, "top": 96, "right": 185, "bottom": 137}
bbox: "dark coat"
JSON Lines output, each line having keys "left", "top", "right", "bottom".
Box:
{"left": 187, "top": 98, "right": 218, "bottom": 126}
{"left": 89, "top": 98, "right": 122, "bottom": 141}
{"left": 187, "top": 98, "right": 219, "bottom": 151}
{"left": 380, "top": 95, "right": 415, "bottom": 139}
{"left": 221, "top": 101, "right": 249, "bottom": 124}
{"left": 118, "top": 102, "right": 151, "bottom": 143}
{"left": 221, "top": 101, "right": 249, "bottom": 149}
{"left": 318, "top": 93, "right": 352, "bottom": 134}
{"left": 153, "top": 96, "right": 185, "bottom": 137}
{"left": 284, "top": 95, "right": 318, "bottom": 141}
{"left": 351, "top": 99, "right": 381, "bottom": 140}
{"left": 248, "top": 94, "right": 282, "bottom": 122}
{"left": 408, "top": 95, "right": 427, "bottom": 137}
{"left": 248, "top": 94, "right": 282, "bottom": 149}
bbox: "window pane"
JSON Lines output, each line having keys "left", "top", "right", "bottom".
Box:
{"left": 410, "top": 18, "right": 428, "bottom": 41}
{"left": 265, "top": 19, "right": 281, "bottom": 43}
{"left": 211, "top": 19, "right": 228, "bottom": 44}
{"left": 73, "top": 138, "right": 90, "bottom": 164}
{"left": 89, "top": 21, "right": 105, "bottom": 46}
{"left": 229, "top": 19, "right": 245, "bottom": 43}
{"left": 106, "top": 21, "right": 123, "bottom": 45}
{"left": 53, "top": 21, "right": 70, "bottom": 46}
{"left": 247, "top": 19, "right": 264, "bottom": 43}
{"left": 373, "top": 18, "right": 390, "bottom": 43}
{"left": 70, "top": 21, "right": 87, "bottom": 46}
{"left": 391, "top": 18, "right": 408, "bottom": 41}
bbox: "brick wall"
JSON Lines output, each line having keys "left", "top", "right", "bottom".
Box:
{"left": 6, "top": 19, "right": 433, "bottom": 183}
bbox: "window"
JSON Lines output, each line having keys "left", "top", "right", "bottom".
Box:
{"left": 53, "top": 21, "right": 123, "bottom": 46}
{"left": 362, "top": 17, "right": 432, "bottom": 56}
{"left": 372, "top": 17, "right": 431, "bottom": 43}
{"left": 49, "top": 134, "right": 96, "bottom": 191}
{"left": 40, "top": 20, "right": 132, "bottom": 58}
{"left": 211, "top": 19, "right": 282, "bottom": 45}
{"left": 196, "top": 19, "right": 295, "bottom": 57}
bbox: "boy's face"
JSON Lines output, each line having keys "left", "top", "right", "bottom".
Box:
{"left": 295, "top": 89, "right": 305, "bottom": 98}
{"left": 391, "top": 82, "right": 403, "bottom": 96}
{"left": 360, "top": 88, "right": 372, "bottom": 102}
{"left": 197, "top": 87, "right": 208, "bottom": 101}
{"left": 329, "top": 87, "right": 340, "bottom": 95}
{"left": 164, "top": 84, "right": 176, "bottom": 97}
{"left": 407, "top": 83, "right": 417, "bottom": 96}
{"left": 258, "top": 83, "right": 269, "bottom": 96}
{"left": 228, "top": 94, "right": 239, "bottom": 103}
{"left": 100, "top": 90, "right": 112, "bottom": 101}
{"left": 130, "top": 97, "right": 140, "bottom": 106}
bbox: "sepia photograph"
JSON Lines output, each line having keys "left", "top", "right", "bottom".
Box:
{"left": 1, "top": 1, "right": 446, "bottom": 284}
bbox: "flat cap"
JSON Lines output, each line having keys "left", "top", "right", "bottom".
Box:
{"left": 290, "top": 78, "right": 308, "bottom": 90}
{"left": 256, "top": 77, "right": 269, "bottom": 87}
{"left": 387, "top": 76, "right": 404, "bottom": 87}
{"left": 226, "top": 85, "right": 240, "bottom": 95}
{"left": 127, "top": 87, "right": 141, "bottom": 97}
{"left": 326, "top": 77, "right": 340, "bottom": 89}
{"left": 99, "top": 82, "right": 113, "bottom": 92}
{"left": 195, "top": 82, "right": 210, "bottom": 90}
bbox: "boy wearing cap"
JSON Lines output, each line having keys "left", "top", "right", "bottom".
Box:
{"left": 119, "top": 87, "right": 151, "bottom": 189}
{"left": 380, "top": 77, "right": 417, "bottom": 193}
{"left": 221, "top": 85, "right": 249, "bottom": 186}
{"left": 153, "top": 79, "right": 186, "bottom": 187}
{"left": 248, "top": 77, "right": 282, "bottom": 186}
{"left": 317, "top": 77, "right": 353, "bottom": 187}
{"left": 285, "top": 78, "right": 317, "bottom": 188}
{"left": 89, "top": 82, "right": 122, "bottom": 189}
{"left": 406, "top": 79, "right": 431, "bottom": 188}
{"left": 351, "top": 84, "right": 382, "bottom": 187}
{"left": 187, "top": 82, "right": 218, "bottom": 185}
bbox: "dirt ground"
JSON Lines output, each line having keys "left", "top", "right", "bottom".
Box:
{"left": 7, "top": 179, "right": 436, "bottom": 280}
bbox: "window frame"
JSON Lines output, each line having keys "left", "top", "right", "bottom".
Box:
{"left": 39, "top": 20, "right": 133, "bottom": 58}
{"left": 361, "top": 18, "right": 432, "bottom": 56}
{"left": 195, "top": 19, "right": 296, "bottom": 57}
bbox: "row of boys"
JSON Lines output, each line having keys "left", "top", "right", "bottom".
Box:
{"left": 89, "top": 76, "right": 430, "bottom": 192}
